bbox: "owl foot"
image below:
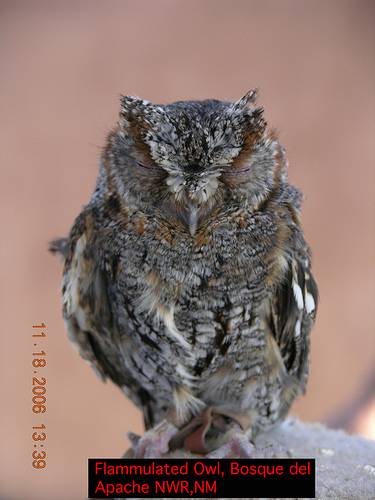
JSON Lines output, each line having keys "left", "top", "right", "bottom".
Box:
{"left": 206, "top": 427, "right": 290, "bottom": 458}
{"left": 207, "top": 440, "right": 289, "bottom": 458}
{"left": 125, "top": 420, "right": 179, "bottom": 458}
{"left": 168, "top": 407, "right": 252, "bottom": 455}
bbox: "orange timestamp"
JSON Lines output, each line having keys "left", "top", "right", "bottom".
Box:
{"left": 32, "top": 323, "right": 47, "bottom": 469}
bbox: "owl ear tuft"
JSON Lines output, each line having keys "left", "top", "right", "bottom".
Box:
{"left": 119, "top": 95, "right": 163, "bottom": 125}
{"left": 120, "top": 94, "right": 150, "bottom": 110}
{"left": 235, "top": 88, "right": 260, "bottom": 109}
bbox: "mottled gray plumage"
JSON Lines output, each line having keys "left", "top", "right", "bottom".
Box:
{"left": 52, "top": 89, "right": 318, "bottom": 441}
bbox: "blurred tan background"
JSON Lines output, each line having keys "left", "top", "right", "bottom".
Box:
{"left": 1, "top": 1, "right": 374, "bottom": 498}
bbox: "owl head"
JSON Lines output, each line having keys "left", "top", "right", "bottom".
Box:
{"left": 101, "top": 89, "right": 287, "bottom": 236}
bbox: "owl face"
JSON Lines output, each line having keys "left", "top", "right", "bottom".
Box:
{"left": 103, "top": 89, "right": 285, "bottom": 236}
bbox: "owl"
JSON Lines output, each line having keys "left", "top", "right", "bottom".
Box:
{"left": 51, "top": 89, "right": 318, "bottom": 457}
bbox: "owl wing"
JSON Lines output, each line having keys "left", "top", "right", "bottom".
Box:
{"left": 51, "top": 212, "right": 160, "bottom": 429}
{"left": 270, "top": 255, "right": 319, "bottom": 390}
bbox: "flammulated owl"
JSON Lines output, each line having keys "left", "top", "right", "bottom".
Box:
{"left": 51, "top": 89, "right": 318, "bottom": 456}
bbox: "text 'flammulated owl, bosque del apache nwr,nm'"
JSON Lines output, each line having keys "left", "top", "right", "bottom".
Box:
{"left": 51, "top": 89, "right": 318, "bottom": 457}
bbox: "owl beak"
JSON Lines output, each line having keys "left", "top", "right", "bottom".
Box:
{"left": 186, "top": 199, "right": 199, "bottom": 237}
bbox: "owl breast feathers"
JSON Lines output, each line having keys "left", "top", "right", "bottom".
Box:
{"left": 52, "top": 89, "right": 318, "bottom": 436}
